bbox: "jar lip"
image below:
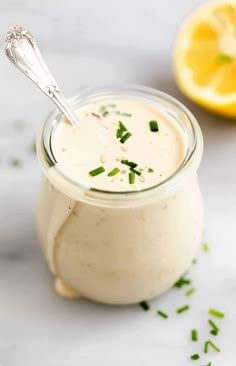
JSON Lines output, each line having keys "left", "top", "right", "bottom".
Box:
{"left": 37, "top": 84, "right": 203, "bottom": 207}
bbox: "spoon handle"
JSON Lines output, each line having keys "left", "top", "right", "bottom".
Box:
{"left": 5, "top": 26, "right": 78, "bottom": 127}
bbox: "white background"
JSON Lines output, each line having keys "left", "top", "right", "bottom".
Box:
{"left": 0, "top": 0, "right": 235, "bottom": 365}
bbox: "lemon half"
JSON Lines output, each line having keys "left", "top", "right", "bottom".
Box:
{"left": 174, "top": 0, "right": 236, "bottom": 118}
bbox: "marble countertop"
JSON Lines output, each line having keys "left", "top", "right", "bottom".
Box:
{"left": 0, "top": 0, "right": 235, "bottom": 365}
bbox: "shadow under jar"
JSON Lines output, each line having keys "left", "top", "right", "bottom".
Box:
{"left": 37, "top": 85, "right": 204, "bottom": 305}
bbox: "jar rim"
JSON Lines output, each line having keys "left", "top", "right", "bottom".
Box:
{"left": 37, "top": 84, "right": 203, "bottom": 208}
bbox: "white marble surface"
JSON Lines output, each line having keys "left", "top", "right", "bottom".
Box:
{"left": 0, "top": 0, "right": 236, "bottom": 365}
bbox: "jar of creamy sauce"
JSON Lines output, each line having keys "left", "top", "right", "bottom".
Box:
{"left": 37, "top": 85, "right": 203, "bottom": 305}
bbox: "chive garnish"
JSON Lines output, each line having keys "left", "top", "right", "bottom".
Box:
{"left": 116, "top": 129, "right": 123, "bottom": 139}
{"left": 129, "top": 171, "right": 135, "bottom": 184}
{"left": 216, "top": 53, "right": 233, "bottom": 64}
{"left": 99, "top": 106, "right": 131, "bottom": 116}
{"left": 174, "top": 276, "right": 191, "bottom": 288}
{"left": 108, "top": 167, "right": 120, "bottom": 177}
{"left": 139, "top": 301, "right": 150, "bottom": 311}
{"left": 102, "top": 110, "right": 109, "bottom": 117}
{"left": 119, "top": 121, "right": 127, "bottom": 131}
{"left": 121, "top": 160, "right": 142, "bottom": 177}
{"left": 176, "top": 305, "right": 190, "bottom": 314}
{"left": 121, "top": 160, "right": 137, "bottom": 168}
{"left": 89, "top": 166, "right": 105, "bottom": 176}
{"left": 148, "top": 168, "right": 154, "bottom": 173}
{"left": 157, "top": 310, "right": 168, "bottom": 319}
{"left": 106, "top": 103, "right": 116, "bottom": 108}
{"left": 99, "top": 105, "right": 106, "bottom": 114}
{"left": 120, "top": 112, "right": 132, "bottom": 117}
{"left": 14, "top": 119, "right": 26, "bottom": 130}
{"left": 192, "top": 258, "right": 197, "bottom": 264}
{"left": 190, "top": 354, "right": 200, "bottom": 360}
{"left": 204, "top": 340, "right": 221, "bottom": 353}
{"left": 186, "top": 287, "right": 196, "bottom": 297}
{"left": 116, "top": 121, "right": 128, "bottom": 139}
{"left": 208, "top": 309, "right": 225, "bottom": 319}
{"left": 31, "top": 141, "right": 36, "bottom": 155}
{"left": 191, "top": 329, "right": 198, "bottom": 342}
{"left": 130, "top": 168, "right": 141, "bottom": 176}
{"left": 115, "top": 111, "right": 132, "bottom": 117}
{"left": 202, "top": 241, "right": 209, "bottom": 252}
{"left": 116, "top": 121, "right": 132, "bottom": 143}
{"left": 10, "top": 158, "right": 22, "bottom": 167}
{"left": 206, "top": 363, "right": 211, "bottom": 366}
{"left": 208, "top": 319, "right": 219, "bottom": 335}
{"left": 149, "top": 120, "right": 159, "bottom": 132}
{"left": 120, "top": 132, "right": 132, "bottom": 144}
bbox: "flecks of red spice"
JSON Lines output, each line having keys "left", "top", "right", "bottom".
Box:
{"left": 91, "top": 112, "right": 101, "bottom": 119}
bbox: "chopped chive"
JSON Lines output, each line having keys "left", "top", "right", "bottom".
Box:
{"left": 204, "top": 340, "right": 221, "bottom": 354}
{"left": 176, "top": 305, "right": 190, "bottom": 314}
{"left": 216, "top": 53, "right": 233, "bottom": 63}
{"left": 116, "top": 129, "right": 123, "bottom": 139}
{"left": 130, "top": 168, "right": 141, "bottom": 176}
{"left": 121, "top": 160, "right": 137, "bottom": 168}
{"left": 106, "top": 103, "right": 116, "bottom": 108}
{"left": 10, "top": 158, "right": 22, "bottom": 167}
{"left": 192, "top": 258, "right": 197, "bottom": 264}
{"left": 210, "top": 329, "right": 218, "bottom": 336}
{"left": 102, "top": 110, "right": 109, "bottom": 117}
{"left": 108, "top": 167, "right": 120, "bottom": 177}
{"left": 157, "top": 310, "right": 168, "bottom": 319}
{"left": 210, "top": 340, "right": 221, "bottom": 352}
{"left": 89, "top": 166, "right": 105, "bottom": 177}
{"left": 116, "top": 121, "right": 128, "bottom": 139}
{"left": 129, "top": 171, "right": 135, "bottom": 184}
{"left": 202, "top": 241, "right": 209, "bottom": 252}
{"left": 120, "top": 112, "right": 132, "bottom": 117}
{"left": 98, "top": 105, "right": 106, "bottom": 113}
{"left": 191, "top": 329, "right": 198, "bottom": 342}
{"left": 149, "top": 120, "right": 159, "bottom": 132}
{"left": 186, "top": 287, "right": 196, "bottom": 297}
{"left": 120, "top": 132, "right": 132, "bottom": 144}
{"left": 115, "top": 111, "right": 132, "bottom": 117}
{"left": 139, "top": 301, "right": 150, "bottom": 311}
{"left": 118, "top": 121, "right": 128, "bottom": 131}
{"left": 31, "top": 141, "right": 36, "bottom": 155}
{"left": 206, "top": 363, "right": 211, "bottom": 366}
{"left": 208, "top": 309, "right": 225, "bottom": 319}
{"left": 208, "top": 319, "right": 219, "bottom": 333}
{"left": 174, "top": 276, "right": 191, "bottom": 288}
{"left": 190, "top": 354, "right": 200, "bottom": 360}
{"left": 14, "top": 119, "right": 26, "bottom": 129}
{"left": 148, "top": 168, "right": 154, "bottom": 173}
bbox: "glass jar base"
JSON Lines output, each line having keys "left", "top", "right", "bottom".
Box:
{"left": 54, "top": 278, "right": 81, "bottom": 299}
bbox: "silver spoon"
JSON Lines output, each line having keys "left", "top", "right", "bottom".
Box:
{"left": 5, "top": 25, "right": 78, "bottom": 127}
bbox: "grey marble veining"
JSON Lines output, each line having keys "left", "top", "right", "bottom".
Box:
{"left": 0, "top": 0, "right": 235, "bottom": 365}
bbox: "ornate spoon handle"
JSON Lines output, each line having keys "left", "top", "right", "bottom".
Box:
{"left": 5, "top": 26, "right": 78, "bottom": 127}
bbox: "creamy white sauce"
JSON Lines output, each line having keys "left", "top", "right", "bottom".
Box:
{"left": 37, "top": 96, "right": 203, "bottom": 304}
{"left": 52, "top": 99, "right": 187, "bottom": 191}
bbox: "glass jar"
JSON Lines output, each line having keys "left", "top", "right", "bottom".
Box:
{"left": 37, "top": 85, "right": 203, "bottom": 305}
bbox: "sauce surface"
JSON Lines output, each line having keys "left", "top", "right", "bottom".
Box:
{"left": 51, "top": 98, "right": 187, "bottom": 191}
